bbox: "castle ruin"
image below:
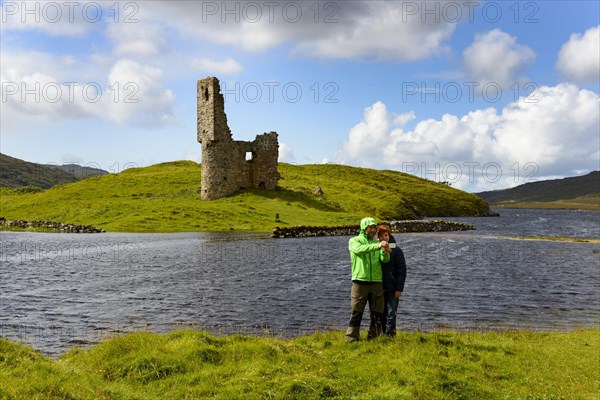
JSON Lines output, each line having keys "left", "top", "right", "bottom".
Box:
{"left": 197, "top": 77, "right": 279, "bottom": 200}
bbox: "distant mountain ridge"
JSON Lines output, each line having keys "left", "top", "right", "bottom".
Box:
{"left": 43, "top": 163, "right": 109, "bottom": 180}
{"left": 0, "top": 153, "right": 108, "bottom": 189}
{"left": 475, "top": 171, "right": 600, "bottom": 207}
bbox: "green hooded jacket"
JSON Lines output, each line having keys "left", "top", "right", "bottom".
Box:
{"left": 348, "top": 217, "right": 390, "bottom": 282}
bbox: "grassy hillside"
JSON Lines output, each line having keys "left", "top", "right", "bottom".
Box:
{"left": 0, "top": 161, "right": 493, "bottom": 233}
{"left": 0, "top": 153, "right": 107, "bottom": 189}
{"left": 1, "top": 329, "right": 598, "bottom": 399}
{"left": 475, "top": 171, "right": 599, "bottom": 210}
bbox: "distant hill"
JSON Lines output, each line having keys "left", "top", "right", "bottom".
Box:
{"left": 0, "top": 161, "right": 494, "bottom": 232}
{"left": 0, "top": 153, "right": 108, "bottom": 189}
{"left": 475, "top": 171, "right": 600, "bottom": 210}
{"left": 43, "top": 163, "right": 108, "bottom": 180}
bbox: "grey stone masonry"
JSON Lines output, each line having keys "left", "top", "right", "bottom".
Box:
{"left": 197, "top": 77, "right": 279, "bottom": 200}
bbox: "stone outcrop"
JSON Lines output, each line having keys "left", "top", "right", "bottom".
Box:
{"left": 0, "top": 217, "right": 104, "bottom": 233}
{"left": 271, "top": 220, "right": 475, "bottom": 238}
{"left": 197, "top": 77, "right": 279, "bottom": 200}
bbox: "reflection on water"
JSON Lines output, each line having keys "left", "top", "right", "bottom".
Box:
{"left": 1, "top": 209, "right": 599, "bottom": 355}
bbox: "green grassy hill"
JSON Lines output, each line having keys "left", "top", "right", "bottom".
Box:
{"left": 0, "top": 153, "right": 107, "bottom": 189}
{"left": 0, "top": 161, "right": 493, "bottom": 232}
{"left": 475, "top": 171, "right": 599, "bottom": 210}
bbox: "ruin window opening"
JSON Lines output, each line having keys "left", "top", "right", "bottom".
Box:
{"left": 245, "top": 152, "right": 253, "bottom": 161}
{"left": 203, "top": 87, "right": 209, "bottom": 101}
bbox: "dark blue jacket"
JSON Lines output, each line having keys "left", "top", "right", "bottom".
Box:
{"left": 381, "top": 236, "right": 407, "bottom": 292}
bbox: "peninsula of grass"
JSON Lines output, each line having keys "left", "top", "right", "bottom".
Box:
{"left": 1, "top": 329, "right": 598, "bottom": 399}
{"left": 0, "top": 161, "right": 493, "bottom": 233}
{"left": 491, "top": 193, "right": 600, "bottom": 211}
{"left": 499, "top": 235, "right": 600, "bottom": 243}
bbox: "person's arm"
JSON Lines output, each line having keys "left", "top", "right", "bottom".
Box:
{"left": 349, "top": 237, "right": 387, "bottom": 255}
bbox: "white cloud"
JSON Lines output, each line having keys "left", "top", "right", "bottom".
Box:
{"left": 556, "top": 25, "right": 600, "bottom": 84}
{"left": 344, "top": 102, "right": 417, "bottom": 164}
{"left": 463, "top": 29, "right": 535, "bottom": 87}
{"left": 340, "top": 84, "right": 599, "bottom": 192}
{"left": 291, "top": 2, "right": 456, "bottom": 61}
{"left": 278, "top": 143, "right": 295, "bottom": 162}
{"left": 0, "top": 51, "right": 176, "bottom": 129}
{"left": 101, "top": 60, "right": 176, "bottom": 126}
{"left": 140, "top": 1, "right": 463, "bottom": 62}
{"left": 107, "top": 22, "right": 170, "bottom": 57}
{"left": 191, "top": 57, "right": 243, "bottom": 75}
{"left": 1, "top": 0, "right": 472, "bottom": 83}
{"left": 2, "top": 1, "right": 464, "bottom": 62}
{"left": 90, "top": 53, "right": 111, "bottom": 66}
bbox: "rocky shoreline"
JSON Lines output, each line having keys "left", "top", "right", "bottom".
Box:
{"left": 1, "top": 218, "right": 474, "bottom": 236}
{"left": 271, "top": 220, "right": 475, "bottom": 238}
{"left": 0, "top": 218, "right": 105, "bottom": 233}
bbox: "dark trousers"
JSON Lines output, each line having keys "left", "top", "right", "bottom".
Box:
{"left": 383, "top": 290, "right": 400, "bottom": 336}
{"left": 345, "top": 282, "right": 384, "bottom": 342}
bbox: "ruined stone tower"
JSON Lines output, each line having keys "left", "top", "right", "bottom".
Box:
{"left": 197, "top": 77, "right": 279, "bottom": 200}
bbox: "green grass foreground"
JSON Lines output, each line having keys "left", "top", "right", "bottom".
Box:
{"left": 0, "top": 161, "right": 492, "bottom": 233}
{"left": 1, "top": 329, "right": 598, "bottom": 399}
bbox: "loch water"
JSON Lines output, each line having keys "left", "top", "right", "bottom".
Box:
{"left": 1, "top": 208, "right": 599, "bottom": 355}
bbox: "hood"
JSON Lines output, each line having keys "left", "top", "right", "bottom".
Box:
{"left": 359, "top": 217, "right": 377, "bottom": 234}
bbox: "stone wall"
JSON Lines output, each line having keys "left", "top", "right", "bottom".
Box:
{"left": 0, "top": 217, "right": 104, "bottom": 233}
{"left": 271, "top": 220, "right": 475, "bottom": 238}
{"left": 197, "top": 77, "right": 279, "bottom": 200}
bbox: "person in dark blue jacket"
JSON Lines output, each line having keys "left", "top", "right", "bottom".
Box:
{"left": 377, "top": 224, "right": 407, "bottom": 337}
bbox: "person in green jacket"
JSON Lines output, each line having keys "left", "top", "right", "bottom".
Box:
{"left": 345, "top": 217, "right": 391, "bottom": 342}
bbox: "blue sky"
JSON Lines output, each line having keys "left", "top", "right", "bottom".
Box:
{"left": 1, "top": 0, "right": 599, "bottom": 192}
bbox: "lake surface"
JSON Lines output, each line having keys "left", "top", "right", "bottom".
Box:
{"left": 1, "top": 208, "right": 599, "bottom": 355}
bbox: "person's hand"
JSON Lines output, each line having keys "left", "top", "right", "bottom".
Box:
{"left": 384, "top": 247, "right": 392, "bottom": 254}
{"left": 378, "top": 240, "right": 388, "bottom": 248}
{"left": 395, "top": 291, "right": 401, "bottom": 299}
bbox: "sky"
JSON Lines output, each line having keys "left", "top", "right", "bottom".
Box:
{"left": 1, "top": 0, "right": 599, "bottom": 192}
